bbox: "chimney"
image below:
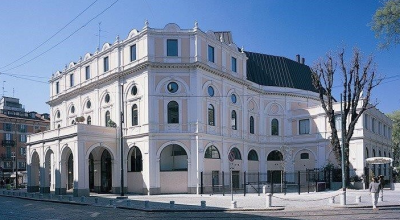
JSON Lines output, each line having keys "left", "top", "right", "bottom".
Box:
{"left": 296, "top": 54, "right": 300, "bottom": 63}
{"left": 301, "top": 57, "right": 305, "bottom": 64}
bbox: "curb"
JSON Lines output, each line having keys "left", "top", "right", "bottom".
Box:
{"left": 0, "top": 193, "right": 284, "bottom": 212}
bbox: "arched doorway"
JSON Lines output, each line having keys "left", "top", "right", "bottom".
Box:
{"left": 101, "top": 150, "right": 112, "bottom": 193}
{"left": 67, "top": 154, "right": 73, "bottom": 190}
{"left": 29, "top": 151, "right": 40, "bottom": 192}
{"left": 159, "top": 144, "right": 188, "bottom": 193}
{"left": 89, "top": 153, "right": 94, "bottom": 191}
{"left": 267, "top": 150, "right": 283, "bottom": 184}
{"left": 127, "top": 146, "right": 143, "bottom": 193}
{"left": 204, "top": 145, "right": 221, "bottom": 193}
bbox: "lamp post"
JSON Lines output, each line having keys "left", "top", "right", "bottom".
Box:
{"left": 340, "top": 94, "right": 346, "bottom": 205}
{"left": 11, "top": 151, "right": 16, "bottom": 189}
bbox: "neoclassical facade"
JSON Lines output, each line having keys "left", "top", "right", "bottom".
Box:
{"left": 27, "top": 22, "right": 392, "bottom": 196}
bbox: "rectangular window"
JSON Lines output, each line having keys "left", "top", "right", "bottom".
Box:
{"left": 378, "top": 122, "right": 382, "bottom": 135}
{"left": 231, "top": 57, "right": 237, "bottom": 72}
{"left": 4, "top": 123, "right": 12, "bottom": 131}
{"left": 85, "top": 66, "right": 90, "bottom": 80}
{"left": 4, "top": 161, "right": 12, "bottom": 169}
{"left": 20, "top": 134, "right": 27, "bottom": 143}
{"left": 20, "top": 147, "right": 26, "bottom": 156}
{"left": 70, "top": 74, "right": 74, "bottom": 87}
{"left": 103, "top": 56, "right": 109, "bottom": 72}
{"left": 19, "top": 124, "right": 27, "bottom": 133}
{"left": 5, "top": 133, "right": 12, "bottom": 140}
{"left": 130, "top": 44, "right": 137, "bottom": 61}
{"left": 56, "top": 82, "right": 59, "bottom": 94}
{"left": 372, "top": 118, "right": 376, "bottom": 133}
{"left": 167, "top": 39, "right": 178, "bottom": 56}
{"left": 212, "top": 171, "right": 219, "bottom": 186}
{"left": 208, "top": 45, "right": 215, "bottom": 62}
{"left": 6, "top": 147, "right": 11, "bottom": 158}
{"left": 364, "top": 114, "right": 369, "bottom": 130}
{"left": 384, "top": 125, "right": 387, "bottom": 137}
{"left": 335, "top": 115, "right": 342, "bottom": 130}
{"left": 299, "top": 119, "right": 310, "bottom": 135}
{"left": 19, "top": 162, "right": 26, "bottom": 168}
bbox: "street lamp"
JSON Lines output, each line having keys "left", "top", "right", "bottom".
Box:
{"left": 11, "top": 151, "right": 17, "bottom": 189}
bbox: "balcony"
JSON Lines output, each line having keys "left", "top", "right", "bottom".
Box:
{"left": 2, "top": 140, "right": 15, "bottom": 147}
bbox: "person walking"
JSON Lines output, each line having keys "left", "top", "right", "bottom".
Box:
{"left": 369, "top": 177, "right": 380, "bottom": 210}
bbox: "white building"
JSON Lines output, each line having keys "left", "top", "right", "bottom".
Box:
{"left": 27, "top": 22, "right": 392, "bottom": 196}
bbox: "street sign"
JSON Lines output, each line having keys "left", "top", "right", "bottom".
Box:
{"left": 228, "top": 151, "right": 235, "bottom": 162}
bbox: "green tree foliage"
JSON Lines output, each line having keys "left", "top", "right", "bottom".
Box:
{"left": 372, "top": 0, "right": 400, "bottom": 48}
{"left": 387, "top": 110, "right": 400, "bottom": 167}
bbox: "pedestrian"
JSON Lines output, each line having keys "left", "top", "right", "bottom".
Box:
{"left": 0, "top": 179, "right": 4, "bottom": 188}
{"left": 369, "top": 177, "right": 380, "bottom": 210}
{"left": 378, "top": 175, "right": 384, "bottom": 200}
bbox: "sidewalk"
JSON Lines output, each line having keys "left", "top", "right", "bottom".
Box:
{"left": 1, "top": 188, "right": 399, "bottom": 212}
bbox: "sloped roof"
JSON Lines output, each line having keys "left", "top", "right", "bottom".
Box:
{"left": 245, "top": 51, "right": 317, "bottom": 93}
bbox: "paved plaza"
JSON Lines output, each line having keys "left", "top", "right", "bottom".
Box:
{"left": 1, "top": 188, "right": 400, "bottom": 212}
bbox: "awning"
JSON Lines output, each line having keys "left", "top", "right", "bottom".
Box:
{"left": 10, "top": 172, "right": 24, "bottom": 178}
{"left": 365, "top": 157, "right": 393, "bottom": 165}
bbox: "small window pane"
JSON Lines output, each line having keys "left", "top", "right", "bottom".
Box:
{"left": 208, "top": 45, "right": 215, "bottom": 62}
{"left": 300, "top": 153, "right": 309, "bottom": 159}
{"left": 168, "top": 101, "right": 179, "bottom": 123}
{"left": 208, "top": 86, "right": 214, "bottom": 97}
{"left": 231, "top": 110, "right": 237, "bottom": 130}
{"left": 208, "top": 104, "right": 215, "bottom": 126}
{"left": 85, "top": 66, "right": 90, "bottom": 80}
{"left": 205, "top": 146, "right": 220, "bottom": 159}
{"left": 271, "top": 119, "right": 279, "bottom": 136}
{"left": 130, "top": 44, "right": 137, "bottom": 61}
{"left": 104, "top": 56, "right": 109, "bottom": 72}
{"left": 167, "top": 39, "right": 178, "bottom": 56}
{"left": 131, "top": 86, "right": 138, "bottom": 95}
{"left": 299, "top": 119, "right": 310, "bottom": 134}
{"left": 167, "top": 82, "right": 178, "bottom": 93}
{"left": 231, "top": 94, "right": 237, "bottom": 103}
{"left": 231, "top": 57, "right": 237, "bottom": 72}
{"left": 248, "top": 150, "right": 258, "bottom": 161}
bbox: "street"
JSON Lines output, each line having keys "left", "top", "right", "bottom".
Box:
{"left": 1, "top": 196, "right": 400, "bottom": 220}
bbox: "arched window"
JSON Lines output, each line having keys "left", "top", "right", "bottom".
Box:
{"left": 248, "top": 150, "right": 258, "bottom": 161}
{"left": 167, "top": 101, "right": 179, "bottom": 123}
{"left": 365, "top": 147, "right": 369, "bottom": 159}
{"left": 300, "top": 153, "right": 309, "bottom": 159}
{"left": 105, "top": 111, "right": 111, "bottom": 127}
{"left": 271, "top": 119, "right": 279, "bottom": 136}
{"left": 249, "top": 116, "right": 254, "bottom": 134}
{"left": 205, "top": 145, "right": 220, "bottom": 159}
{"left": 208, "top": 104, "right": 215, "bottom": 126}
{"left": 230, "top": 147, "right": 242, "bottom": 160}
{"left": 128, "top": 146, "right": 142, "bottom": 172}
{"left": 267, "top": 150, "right": 283, "bottom": 161}
{"left": 231, "top": 110, "right": 237, "bottom": 130}
{"left": 160, "top": 144, "right": 187, "bottom": 171}
{"left": 132, "top": 104, "right": 138, "bottom": 126}
{"left": 71, "top": 120, "right": 75, "bottom": 125}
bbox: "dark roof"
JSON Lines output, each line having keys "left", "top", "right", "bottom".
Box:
{"left": 244, "top": 51, "right": 317, "bottom": 93}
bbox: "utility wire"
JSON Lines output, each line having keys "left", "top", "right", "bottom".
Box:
{"left": 1, "top": 0, "right": 119, "bottom": 73}
{"left": 0, "top": 0, "right": 99, "bottom": 70}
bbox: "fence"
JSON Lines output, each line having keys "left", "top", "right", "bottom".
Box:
{"left": 200, "top": 168, "right": 342, "bottom": 195}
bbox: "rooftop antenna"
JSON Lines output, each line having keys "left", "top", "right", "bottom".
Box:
{"left": 97, "top": 22, "right": 102, "bottom": 49}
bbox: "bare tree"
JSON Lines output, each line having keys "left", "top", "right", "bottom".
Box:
{"left": 311, "top": 48, "right": 383, "bottom": 185}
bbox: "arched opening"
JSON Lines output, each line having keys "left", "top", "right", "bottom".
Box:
{"left": 101, "top": 150, "right": 112, "bottom": 193}
{"left": 249, "top": 116, "right": 254, "bottom": 134}
{"left": 127, "top": 146, "right": 143, "bottom": 193}
{"left": 229, "top": 147, "right": 242, "bottom": 189}
{"left": 204, "top": 145, "right": 221, "bottom": 192}
{"left": 248, "top": 149, "right": 259, "bottom": 173}
{"left": 89, "top": 153, "right": 94, "bottom": 191}
{"left": 267, "top": 150, "right": 283, "bottom": 184}
{"left": 28, "top": 151, "right": 40, "bottom": 192}
{"left": 160, "top": 144, "right": 188, "bottom": 193}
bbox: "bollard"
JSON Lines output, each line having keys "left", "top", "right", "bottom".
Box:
{"left": 94, "top": 198, "right": 98, "bottom": 204}
{"left": 266, "top": 193, "right": 272, "bottom": 208}
{"left": 81, "top": 196, "right": 86, "bottom": 203}
{"left": 201, "top": 200, "right": 206, "bottom": 208}
{"left": 329, "top": 196, "right": 335, "bottom": 204}
{"left": 231, "top": 201, "right": 237, "bottom": 209}
{"left": 39, "top": 194, "right": 43, "bottom": 199}
{"left": 127, "top": 199, "right": 131, "bottom": 207}
{"left": 170, "top": 201, "right": 175, "bottom": 209}
{"left": 144, "top": 200, "right": 149, "bottom": 209}
{"left": 356, "top": 195, "right": 361, "bottom": 203}
{"left": 262, "top": 185, "right": 267, "bottom": 194}
{"left": 340, "top": 191, "right": 346, "bottom": 205}
{"left": 58, "top": 195, "right": 63, "bottom": 201}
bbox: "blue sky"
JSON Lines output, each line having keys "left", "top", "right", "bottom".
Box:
{"left": 0, "top": 0, "right": 398, "bottom": 114}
